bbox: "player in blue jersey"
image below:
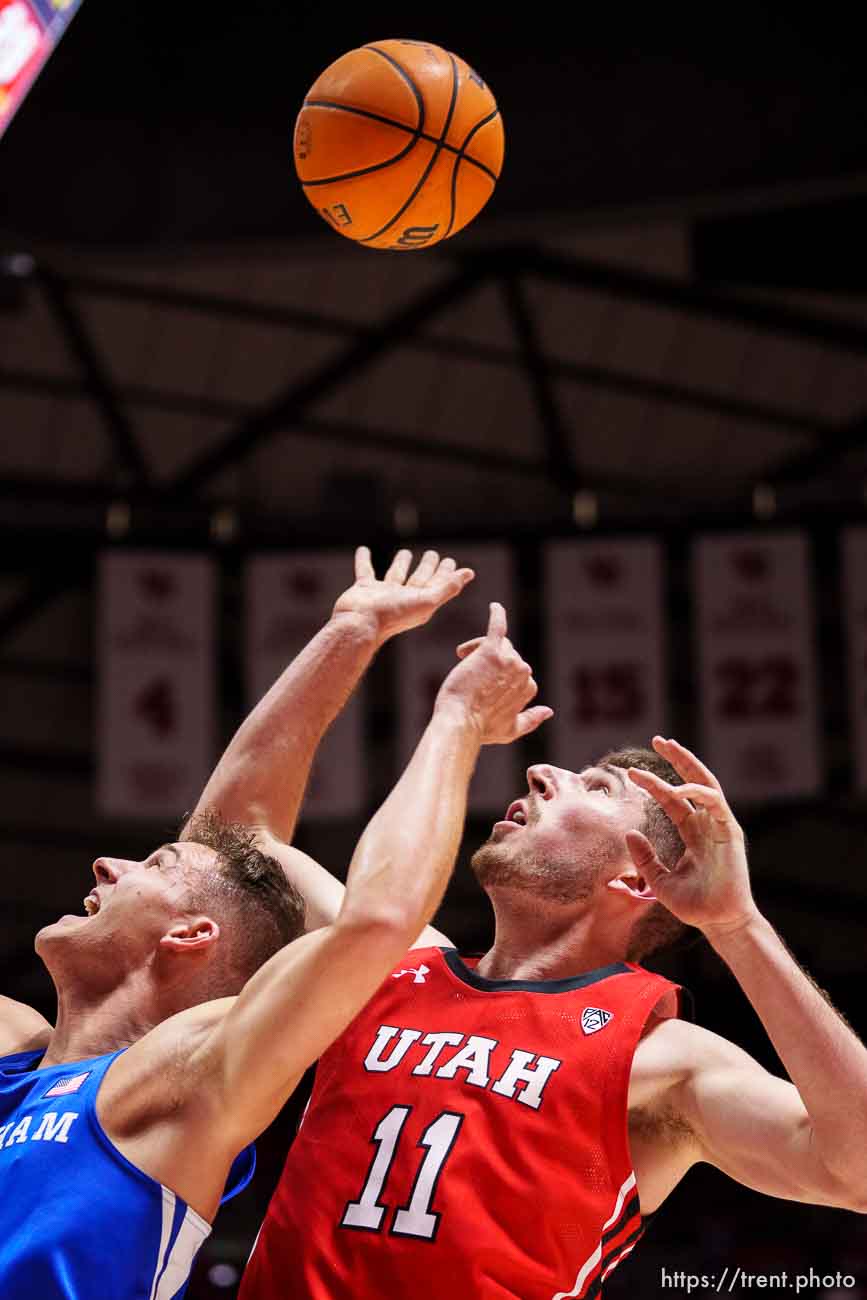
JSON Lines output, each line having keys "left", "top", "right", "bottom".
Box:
{"left": 0, "top": 547, "right": 551, "bottom": 1299}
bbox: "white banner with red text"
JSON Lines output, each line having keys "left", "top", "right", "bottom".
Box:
{"left": 545, "top": 538, "right": 668, "bottom": 773}
{"left": 97, "top": 551, "right": 216, "bottom": 820}
{"left": 245, "top": 551, "right": 365, "bottom": 819}
{"left": 693, "top": 531, "right": 821, "bottom": 803}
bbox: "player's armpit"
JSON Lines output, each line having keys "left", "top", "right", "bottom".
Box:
{"left": 0, "top": 995, "right": 52, "bottom": 1057}
{"left": 656, "top": 1019, "right": 863, "bottom": 1211}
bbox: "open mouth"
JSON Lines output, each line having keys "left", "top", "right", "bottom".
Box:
{"left": 492, "top": 800, "right": 528, "bottom": 834}
{"left": 83, "top": 892, "right": 101, "bottom": 917}
{"left": 504, "top": 800, "right": 527, "bottom": 826}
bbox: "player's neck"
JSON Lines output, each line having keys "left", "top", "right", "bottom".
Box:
{"left": 477, "top": 892, "right": 632, "bottom": 983}
{"left": 40, "top": 975, "right": 166, "bottom": 1068}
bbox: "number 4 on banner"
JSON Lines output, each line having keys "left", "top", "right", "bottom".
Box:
{"left": 134, "top": 677, "right": 178, "bottom": 738}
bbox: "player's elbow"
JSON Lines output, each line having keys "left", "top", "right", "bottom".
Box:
{"left": 816, "top": 1163, "right": 867, "bottom": 1215}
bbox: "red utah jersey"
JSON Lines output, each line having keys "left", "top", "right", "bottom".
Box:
{"left": 240, "top": 946, "right": 684, "bottom": 1300}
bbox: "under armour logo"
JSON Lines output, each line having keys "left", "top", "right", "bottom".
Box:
{"left": 392, "top": 964, "right": 430, "bottom": 985}
{"left": 581, "top": 1007, "right": 613, "bottom": 1035}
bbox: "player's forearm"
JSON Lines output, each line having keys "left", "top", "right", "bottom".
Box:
{"left": 193, "top": 611, "right": 380, "bottom": 841}
{"left": 707, "top": 911, "right": 867, "bottom": 1197}
{"left": 339, "top": 704, "right": 481, "bottom": 940}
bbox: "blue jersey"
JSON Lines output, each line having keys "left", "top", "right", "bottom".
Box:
{"left": 0, "top": 1044, "right": 255, "bottom": 1299}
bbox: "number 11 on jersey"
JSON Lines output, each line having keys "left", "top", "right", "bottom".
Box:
{"left": 341, "top": 1107, "right": 464, "bottom": 1242}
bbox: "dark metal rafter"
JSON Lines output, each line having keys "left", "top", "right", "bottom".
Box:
{"left": 0, "top": 353, "right": 828, "bottom": 445}
{"left": 499, "top": 272, "right": 578, "bottom": 490}
{"left": 506, "top": 246, "right": 867, "bottom": 355}
{"left": 167, "top": 262, "right": 489, "bottom": 496}
{"left": 766, "top": 412, "right": 867, "bottom": 489}
{"left": 35, "top": 266, "right": 151, "bottom": 487}
{"left": 61, "top": 269, "right": 834, "bottom": 440}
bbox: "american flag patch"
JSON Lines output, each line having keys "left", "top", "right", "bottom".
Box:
{"left": 43, "top": 1072, "right": 91, "bottom": 1098}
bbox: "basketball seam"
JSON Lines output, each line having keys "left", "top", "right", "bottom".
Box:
{"left": 299, "top": 101, "right": 501, "bottom": 185}
{"left": 444, "top": 107, "right": 502, "bottom": 240}
{"left": 364, "top": 45, "right": 426, "bottom": 134}
{"left": 361, "top": 51, "right": 461, "bottom": 246}
{"left": 297, "top": 46, "right": 425, "bottom": 190}
{"left": 297, "top": 116, "right": 422, "bottom": 187}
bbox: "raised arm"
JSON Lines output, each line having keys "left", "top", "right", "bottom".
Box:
{"left": 631, "top": 1013, "right": 863, "bottom": 1212}
{"left": 188, "top": 546, "right": 473, "bottom": 842}
{"left": 627, "top": 738, "right": 867, "bottom": 1214}
{"left": 187, "top": 604, "right": 552, "bottom": 1148}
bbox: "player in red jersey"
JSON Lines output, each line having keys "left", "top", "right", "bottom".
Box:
{"left": 205, "top": 549, "right": 867, "bottom": 1299}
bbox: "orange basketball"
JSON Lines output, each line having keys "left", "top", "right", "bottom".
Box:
{"left": 293, "top": 39, "right": 504, "bottom": 251}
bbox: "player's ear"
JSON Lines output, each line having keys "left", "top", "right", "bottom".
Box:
{"left": 606, "top": 870, "right": 656, "bottom": 903}
{"left": 159, "top": 917, "right": 221, "bottom": 955}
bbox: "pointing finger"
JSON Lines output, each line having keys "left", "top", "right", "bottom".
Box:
{"left": 487, "top": 602, "right": 507, "bottom": 640}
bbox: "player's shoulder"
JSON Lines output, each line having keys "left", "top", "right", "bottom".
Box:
{"left": 0, "top": 995, "right": 53, "bottom": 1058}
{"left": 408, "top": 924, "right": 455, "bottom": 952}
{"left": 631, "top": 1014, "right": 747, "bottom": 1097}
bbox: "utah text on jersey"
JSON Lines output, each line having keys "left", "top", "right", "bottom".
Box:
{"left": 362, "top": 1024, "right": 562, "bottom": 1111}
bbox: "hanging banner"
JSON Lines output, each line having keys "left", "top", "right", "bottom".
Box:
{"left": 246, "top": 552, "right": 364, "bottom": 819}
{"left": 545, "top": 538, "right": 667, "bottom": 772}
{"left": 97, "top": 552, "right": 216, "bottom": 820}
{"left": 693, "top": 531, "right": 820, "bottom": 803}
{"left": 841, "top": 528, "right": 867, "bottom": 792}
{"left": 396, "top": 544, "right": 516, "bottom": 814}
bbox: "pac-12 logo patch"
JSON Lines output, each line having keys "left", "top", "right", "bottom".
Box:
{"left": 581, "top": 1007, "right": 613, "bottom": 1036}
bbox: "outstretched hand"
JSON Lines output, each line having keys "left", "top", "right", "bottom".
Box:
{"left": 625, "top": 737, "right": 758, "bottom": 938}
{"left": 436, "top": 603, "right": 553, "bottom": 745}
{"left": 332, "top": 546, "right": 474, "bottom": 647}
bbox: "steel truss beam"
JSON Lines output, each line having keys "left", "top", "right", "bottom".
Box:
{"left": 3, "top": 241, "right": 864, "bottom": 646}
{"left": 500, "top": 273, "right": 579, "bottom": 490}
{"left": 62, "top": 271, "right": 832, "bottom": 440}
{"left": 766, "top": 412, "right": 867, "bottom": 489}
{"left": 0, "top": 262, "right": 486, "bottom": 643}
{"left": 168, "top": 263, "right": 488, "bottom": 496}
{"left": 35, "top": 266, "right": 150, "bottom": 487}
{"left": 503, "top": 246, "right": 867, "bottom": 355}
